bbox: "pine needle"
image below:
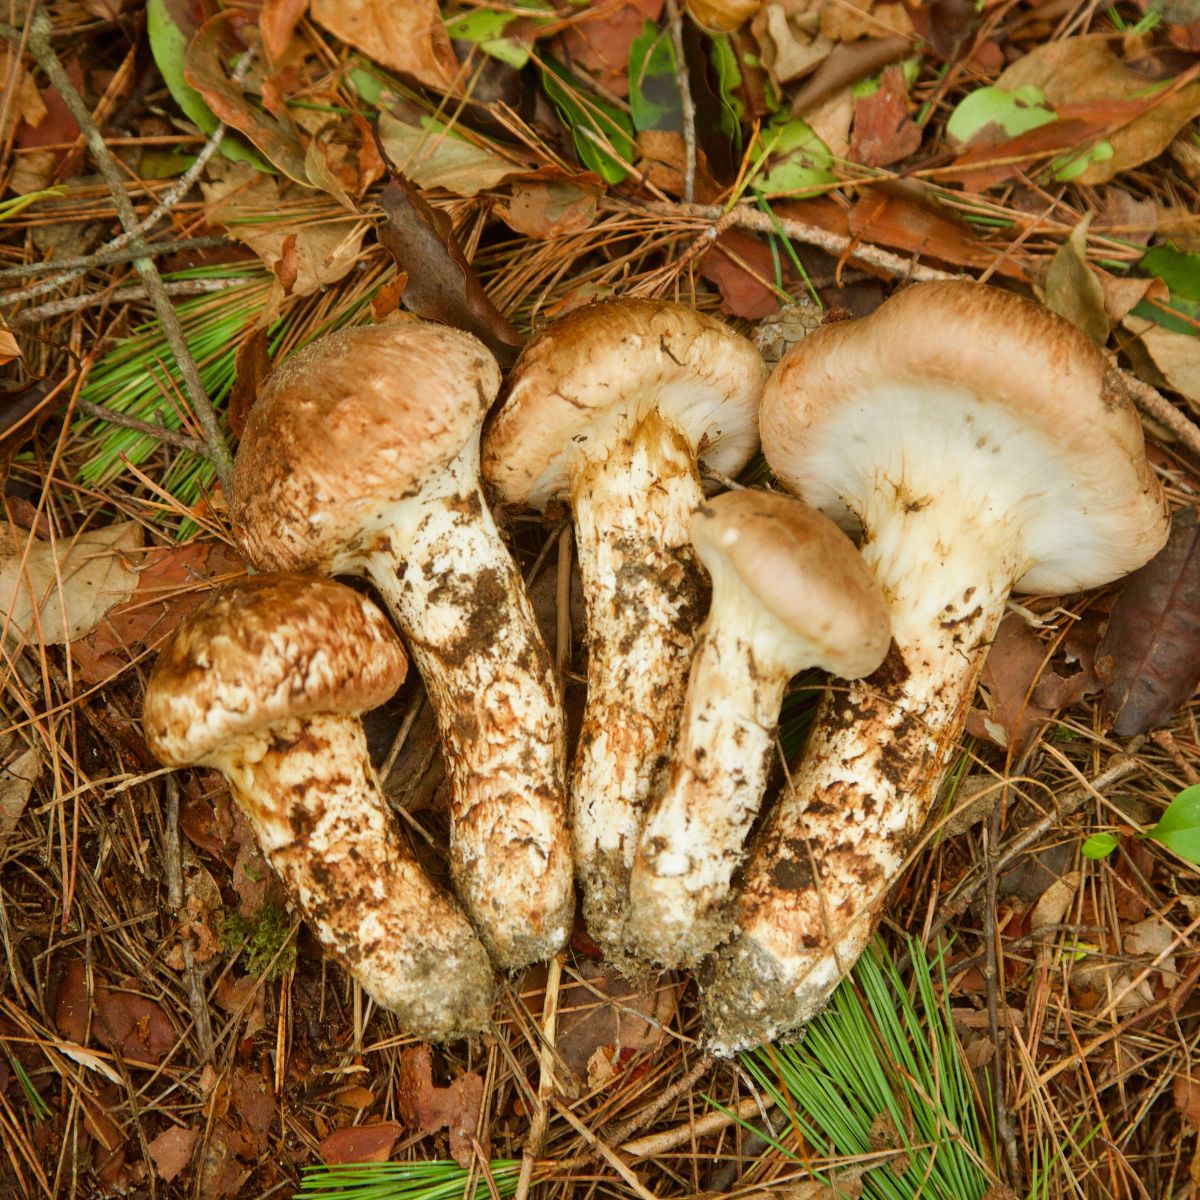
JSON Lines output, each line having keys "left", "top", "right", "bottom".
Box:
{"left": 296, "top": 1158, "right": 520, "bottom": 1200}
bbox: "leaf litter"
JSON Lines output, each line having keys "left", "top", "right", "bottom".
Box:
{"left": 4, "top": 0, "right": 1200, "bottom": 1194}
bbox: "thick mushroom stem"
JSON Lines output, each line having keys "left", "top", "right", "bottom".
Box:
{"left": 212, "top": 711, "right": 495, "bottom": 1042}
{"left": 626, "top": 602, "right": 791, "bottom": 967}
{"left": 337, "top": 433, "right": 572, "bottom": 970}
{"left": 569, "top": 412, "right": 709, "bottom": 956}
{"left": 704, "top": 509, "right": 1018, "bottom": 1053}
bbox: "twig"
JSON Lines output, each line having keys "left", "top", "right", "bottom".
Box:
{"left": 662, "top": 0, "right": 696, "bottom": 205}
{"left": 0, "top": 236, "right": 230, "bottom": 285}
{"left": 606, "top": 197, "right": 964, "bottom": 283}
{"left": 605, "top": 1052, "right": 716, "bottom": 1146}
{"left": 619, "top": 1093, "right": 773, "bottom": 1159}
{"left": 552, "top": 1100, "right": 658, "bottom": 1200}
{"left": 704, "top": 1107, "right": 789, "bottom": 1192}
{"left": 13, "top": 278, "right": 243, "bottom": 324}
{"left": 1113, "top": 360, "right": 1200, "bottom": 460}
{"left": 0, "top": 8, "right": 235, "bottom": 498}
{"left": 516, "top": 951, "right": 563, "bottom": 1200}
{"left": 76, "top": 399, "right": 214, "bottom": 457}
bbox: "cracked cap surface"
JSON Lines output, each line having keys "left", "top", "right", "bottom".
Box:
{"left": 483, "top": 299, "right": 766, "bottom": 510}
{"left": 232, "top": 318, "right": 502, "bottom": 571}
{"left": 143, "top": 574, "right": 408, "bottom": 766}
{"left": 760, "top": 281, "right": 1169, "bottom": 594}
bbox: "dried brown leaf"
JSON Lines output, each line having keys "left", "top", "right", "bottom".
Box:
{"left": 320, "top": 1122, "right": 403, "bottom": 1164}
{"left": 377, "top": 112, "right": 529, "bottom": 196}
{"left": 1123, "top": 314, "right": 1200, "bottom": 411}
{"left": 1043, "top": 216, "right": 1109, "bottom": 344}
{"left": 259, "top": 0, "right": 309, "bottom": 60}
{"left": 0, "top": 745, "right": 38, "bottom": 851}
{"left": 94, "top": 984, "right": 177, "bottom": 1066}
{"left": 496, "top": 179, "right": 599, "bottom": 239}
{"left": 996, "top": 35, "right": 1200, "bottom": 184}
{"left": 185, "top": 14, "right": 309, "bottom": 183}
{"left": 309, "top": 0, "right": 459, "bottom": 92}
{"left": 686, "top": 0, "right": 761, "bottom": 33}
{"left": 790, "top": 35, "right": 909, "bottom": 115}
{"left": 1096, "top": 505, "right": 1200, "bottom": 736}
{"left": 965, "top": 615, "right": 1053, "bottom": 755}
{"left": 397, "top": 1044, "right": 486, "bottom": 1168}
{"left": 926, "top": 0, "right": 977, "bottom": 62}
{"left": 753, "top": 0, "right": 833, "bottom": 88}
{"left": 850, "top": 64, "right": 921, "bottom": 167}
{"left": 377, "top": 176, "right": 523, "bottom": 366}
{"left": 699, "top": 229, "right": 787, "bottom": 319}
{"left": 0, "top": 522, "right": 142, "bottom": 647}
{"left": 148, "top": 1126, "right": 200, "bottom": 1182}
{"left": 1176, "top": 1075, "right": 1200, "bottom": 1130}
{"left": 559, "top": 0, "right": 663, "bottom": 95}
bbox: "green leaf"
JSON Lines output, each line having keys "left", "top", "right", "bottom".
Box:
{"left": 709, "top": 34, "right": 744, "bottom": 148}
{"left": 628, "top": 21, "right": 682, "bottom": 133}
{"left": 1051, "top": 138, "right": 1113, "bottom": 182}
{"left": 946, "top": 83, "right": 1057, "bottom": 144}
{"left": 1082, "top": 832, "right": 1120, "bottom": 860}
{"left": 540, "top": 57, "right": 635, "bottom": 183}
{"left": 752, "top": 116, "right": 836, "bottom": 197}
{"left": 444, "top": 0, "right": 551, "bottom": 68}
{"left": 1145, "top": 784, "right": 1200, "bottom": 864}
{"left": 1129, "top": 244, "right": 1200, "bottom": 335}
{"left": 146, "top": 0, "right": 264, "bottom": 169}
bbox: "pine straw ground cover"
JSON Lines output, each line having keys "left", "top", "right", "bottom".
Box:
{"left": 1, "top": 0, "right": 1200, "bottom": 1195}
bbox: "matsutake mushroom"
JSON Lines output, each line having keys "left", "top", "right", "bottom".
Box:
{"left": 626, "top": 489, "right": 889, "bottom": 968}
{"left": 230, "top": 318, "right": 572, "bottom": 971}
{"left": 482, "top": 300, "right": 766, "bottom": 959}
{"left": 703, "top": 281, "right": 1170, "bottom": 1053}
{"left": 143, "top": 574, "right": 495, "bottom": 1041}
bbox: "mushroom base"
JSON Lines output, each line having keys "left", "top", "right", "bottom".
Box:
{"left": 357, "top": 434, "right": 573, "bottom": 970}
{"left": 703, "top": 527, "right": 1014, "bottom": 1052}
{"left": 214, "top": 711, "right": 496, "bottom": 1041}
{"left": 569, "top": 411, "right": 710, "bottom": 962}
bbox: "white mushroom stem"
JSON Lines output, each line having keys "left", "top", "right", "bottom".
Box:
{"left": 704, "top": 505, "right": 1020, "bottom": 1053}
{"left": 211, "top": 711, "right": 495, "bottom": 1041}
{"left": 568, "top": 411, "right": 709, "bottom": 957}
{"left": 338, "top": 432, "right": 572, "bottom": 969}
{"left": 627, "top": 591, "right": 793, "bottom": 967}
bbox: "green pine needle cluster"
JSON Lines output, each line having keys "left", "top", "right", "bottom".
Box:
{"left": 741, "top": 938, "right": 994, "bottom": 1200}
{"left": 296, "top": 1159, "right": 520, "bottom": 1200}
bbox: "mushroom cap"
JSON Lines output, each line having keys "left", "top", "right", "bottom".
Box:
{"left": 483, "top": 299, "right": 766, "bottom": 510}
{"left": 692, "top": 489, "right": 890, "bottom": 679}
{"left": 760, "top": 282, "right": 1169, "bottom": 594}
{"left": 143, "top": 574, "right": 408, "bottom": 767}
{"left": 232, "top": 319, "right": 502, "bottom": 572}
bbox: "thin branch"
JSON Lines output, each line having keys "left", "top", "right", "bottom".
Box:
{"left": 76, "top": 399, "right": 214, "bottom": 457}
{"left": 608, "top": 197, "right": 964, "bottom": 282}
{"left": 1113, "top": 359, "right": 1200, "bottom": 460}
{"left": 14, "top": 277, "right": 243, "bottom": 324}
{"left": 0, "top": 235, "right": 229, "bottom": 285}
{"left": 1, "top": 8, "right": 235, "bottom": 497}
{"left": 663, "top": 0, "right": 696, "bottom": 205}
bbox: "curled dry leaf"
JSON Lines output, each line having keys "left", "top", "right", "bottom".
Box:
{"left": 559, "top": 0, "right": 663, "bottom": 96}
{"left": 1122, "top": 314, "right": 1200, "bottom": 412}
{"left": 495, "top": 178, "right": 600, "bottom": 239}
{"left": 686, "top": 0, "right": 762, "bottom": 32}
{"left": 993, "top": 35, "right": 1200, "bottom": 185}
{"left": 0, "top": 744, "right": 39, "bottom": 852}
{"left": 1096, "top": 506, "right": 1200, "bottom": 737}
{"left": 376, "top": 176, "right": 524, "bottom": 366}
{"left": 1042, "top": 215, "right": 1109, "bottom": 344}
{"left": 310, "top": 0, "right": 459, "bottom": 92}
{"left": 397, "top": 1044, "right": 486, "bottom": 1168}
{"left": 850, "top": 64, "right": 921, "bottom": 167}
{"left": 752, "top": 1, "right": 834, "bottom": 87}
{"left": 0, "top": 522, "right": 141, "bottom": 647}
{"left": 184, "top": 13, "right": 308, "bottom": 183}
{"left": 377, "top": 112, "right": 530, "bottom": 196}
{"left": 259, "top": 0, "right": 308, "bottom": 60}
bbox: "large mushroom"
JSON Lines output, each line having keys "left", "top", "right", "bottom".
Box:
{"left": 230, "top": 318, "right": 572, "bottom": 970}
{"left": 625, "top": 489, "right": 889, "bottom": 968}
{"left": 482, "top": 300, "right": 766, "bottom": 957}
{"left": 143, "top": 574, "right": 495, "bottom": 1041}
{"left": 703, "top": 282, "right": 1170, "bottom": 1052}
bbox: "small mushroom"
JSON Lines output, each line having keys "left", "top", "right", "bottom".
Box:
{"left": 703, "top": 282, "right": 1171, "bottom": 1053}
{"left": 142, "top": 574, "right": 495, "bottom": 1041}
{"left": 230, "top": 319, "right": 572, "bottom": 970}
{"left": 625, "top": 489, "right": 889, "bottom": 967}
{"left": 483, "top": 300, "right": 766, "bottom": 958}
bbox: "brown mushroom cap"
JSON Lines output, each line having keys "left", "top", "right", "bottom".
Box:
{"left": 760, "top": 282, "right": 1168, "bottom": 594}
{"left": 691, "top": 490, "right": 890, "bottom": 679}
{"left": 144, "top": 574, "right": 408, "bottom": 767}
{"left": 483, "top": 299, "right": 766, "bottom": 509}
{"left": 232, "top": 319, "right": 502, "bottom": 572}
